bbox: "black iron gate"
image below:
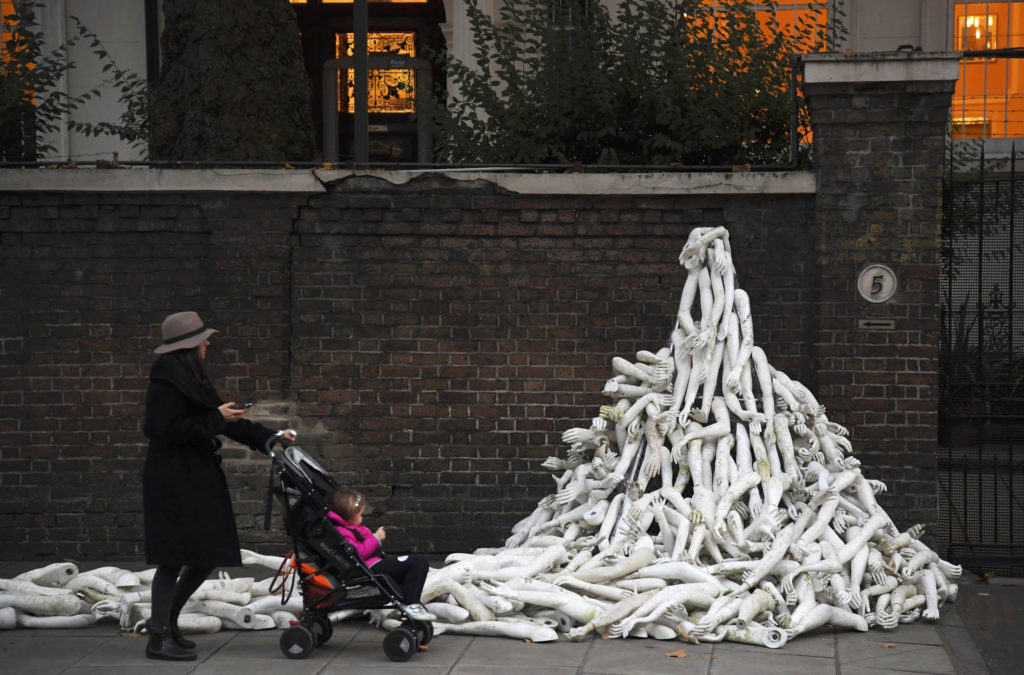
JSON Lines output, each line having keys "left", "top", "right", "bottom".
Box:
{"left": 938, "top": 144, "right": 1024, "bottom": 576}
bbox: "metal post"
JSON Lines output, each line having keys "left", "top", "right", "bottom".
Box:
{"left": 416, "top": 63, "right": 432, "bottom": 163}
{"left": 1009, "top": 142, "right": 1017, "bottom": 542}
{"left": 322, "top": 64, "right": 339, "bottom": 162}
{"left": 977, "top": 143, "right": 985, "bottom": 542}
{"left": 353, "top": 0, "right": 369, "bottom": 163}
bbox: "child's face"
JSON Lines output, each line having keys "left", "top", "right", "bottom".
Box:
{"left": 349, "top": 504, "right": 364, "bottom": 526}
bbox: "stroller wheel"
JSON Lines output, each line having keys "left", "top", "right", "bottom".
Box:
{"left": 403, "top": 619, "right": 433, "bottom": 646}
{"left": 308, "top": 614, "right": 333, "bottom": 646}
{"left": 280, "top": 624, "right": 315, "bottom": 659}
{"left": 382, "top": 626, "right": 419, "bottom": 662}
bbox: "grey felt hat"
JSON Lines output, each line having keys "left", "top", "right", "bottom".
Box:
{"left": 154, "top": 311, "right": 218, "bottom": 354}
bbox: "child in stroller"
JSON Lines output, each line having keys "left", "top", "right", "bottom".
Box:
{"left": 327, "top": 487, "right": 436, "bottom": 622}
{"left": 270, "top": 446, "right": 435, "bottom": 661}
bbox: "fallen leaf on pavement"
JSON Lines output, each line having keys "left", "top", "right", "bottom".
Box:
{"left": 666, "top": 649, "right": 688, "bottom": 658}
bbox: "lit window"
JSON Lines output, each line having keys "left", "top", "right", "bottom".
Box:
{"left": 337, "top": 32, "right": 416, "bottom": 114}
{"left": 957, "top": 14, "right": 998, "bottom": 51}
{"left": 951, "top": 2, "right": 1022, "bottom": 139}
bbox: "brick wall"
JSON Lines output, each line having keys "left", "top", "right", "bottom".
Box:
{"left": 0, "top": 174, "right": 816, "bottom": 558}
{"left": 0, "top": 191, "right": 300, "bottom": 559}
{"left": 0, "top": 53, "right": 959, "bottom": 560}
{"left": 803, "top": 54, "right": 959, "bottom": 537}
{"left": 287, "top": 175, "right": 817, "bottom": 552}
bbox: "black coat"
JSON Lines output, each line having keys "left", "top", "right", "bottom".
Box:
{"left": 142, "top": 354, "right": 275, "bottom": 567}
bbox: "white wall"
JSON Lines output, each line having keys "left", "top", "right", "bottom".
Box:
{"left": 38, "top": 0, "right": 148, "bottom": 162}
{"left": 831, "top": 0, "right": 952, "bottom": 52}
{"left": 29, "top": 0, "right": 973, "bottom": 163}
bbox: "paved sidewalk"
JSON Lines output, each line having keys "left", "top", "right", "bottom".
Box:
{"left": 0, "top": 560, "right": 995, "bottom": 674}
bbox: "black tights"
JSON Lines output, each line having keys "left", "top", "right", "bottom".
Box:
{"left": 149, "top": 564, "right": 215, "bottom": 631}
{"left": 370, "top": 554, "right": 429, "bottom": 604}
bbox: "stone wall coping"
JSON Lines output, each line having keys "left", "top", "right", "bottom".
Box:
{"left": 0, "top": 167, "right": 816, "bottom": 195}
{"left": 802, "top": 51, "right": 961, "bottom": 85}
{"left": 0, "top": 167, "right": 326, "bottom": 193}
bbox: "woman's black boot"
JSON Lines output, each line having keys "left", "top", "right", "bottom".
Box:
{"left": 168, "top": 608, "right": 196, "bottom": 649}
{"left": 145, "top": 623, "right": 196, "bottom": 661}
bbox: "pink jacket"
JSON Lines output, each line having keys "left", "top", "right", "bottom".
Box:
{"left": 326, "top": 510, "right": 382, "bottom": 566}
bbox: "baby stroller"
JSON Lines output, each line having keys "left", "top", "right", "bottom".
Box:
{"left": 266, "top": 445, "right": 433, "bottom": 661}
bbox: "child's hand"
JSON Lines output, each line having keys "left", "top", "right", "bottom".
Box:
{"left": 375, "top": 526, "right": 386, "bottom": 541}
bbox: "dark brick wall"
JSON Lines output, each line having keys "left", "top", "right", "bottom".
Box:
{"left": 0, "top": 192, "right": 299, "bottom": 559}
{"left": 288, "top": 176, "right": 817, "bottom": 552}
{"left": 0, "top": 178, "right": 816, "bottom": 559}
{"left": 0, "top": 55, "right": 959, "bottom": 562}
{"left": 805, "top": 65, "right": 957, "bottom": 538}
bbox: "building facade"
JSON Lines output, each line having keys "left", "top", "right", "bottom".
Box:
{"left": 4, "top": 0, "right": 1021, "bottom": 163}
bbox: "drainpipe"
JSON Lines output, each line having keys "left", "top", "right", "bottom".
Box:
{"left": 353, "top": 0, "right": 368, "bottom": 163}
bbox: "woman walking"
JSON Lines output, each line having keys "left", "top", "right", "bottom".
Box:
{"left": 142, "top": 311, "right": 295, "bottom": 660}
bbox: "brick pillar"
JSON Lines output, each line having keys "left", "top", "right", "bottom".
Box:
{"left": 802, "top": 53, "right": 959, "bottom": 535}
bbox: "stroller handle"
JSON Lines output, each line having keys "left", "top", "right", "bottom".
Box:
{"left": 264, "top": 429, "right": 297, "bottom": 456}
{"left": 262, "top": 431, "right": 296, "bottom": 531}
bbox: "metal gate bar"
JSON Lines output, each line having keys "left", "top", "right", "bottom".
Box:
{"left": 939, "top": 143, "right": 1023, "bottom": 576}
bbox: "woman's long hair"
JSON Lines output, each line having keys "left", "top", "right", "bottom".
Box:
{"left": 167, "top": 346, "right": 211, "bottom": 385}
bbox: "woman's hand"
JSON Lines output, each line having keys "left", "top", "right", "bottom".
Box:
{"left": 219, "top": 402, "right": 246, "bottom": 421}
{"left": 263, "top": 429, "right": 298, "bottom": 454}
{"left": 375, "top": 526, "right": 386, "bottom": 541}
